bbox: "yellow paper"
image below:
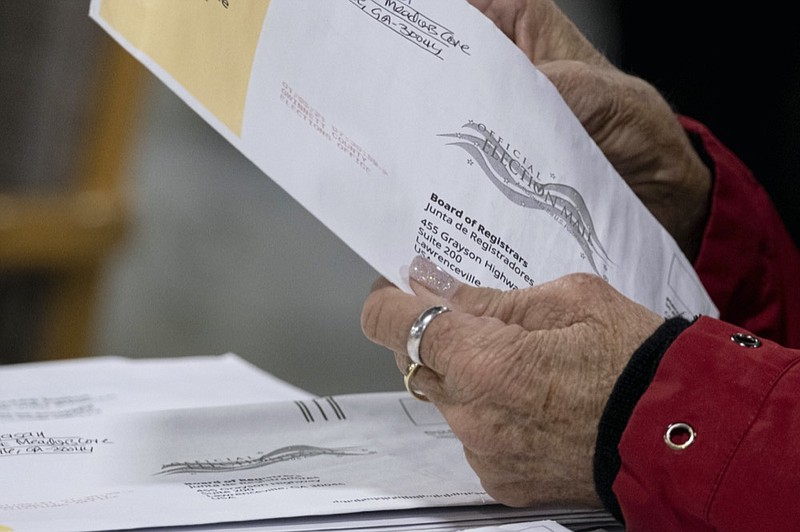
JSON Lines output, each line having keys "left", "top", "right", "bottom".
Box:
{"left": 100, "top": 0, "right": 270, "bottom": 135}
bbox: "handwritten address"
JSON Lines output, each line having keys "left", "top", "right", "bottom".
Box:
{"left": 348, "top": 0, "right": 471, "bottom": 60}
{"left": 0, "top": 431, "right": 112, "bottom": 456}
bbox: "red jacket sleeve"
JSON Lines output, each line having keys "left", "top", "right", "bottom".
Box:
{"left": 597, "top": 118, "right": 800, "bottom": 530}
{"left": 615, "top": 317, "right": 800, "bottom": 531}
{"left": 681, "top": 116, "right": 800, "bottom": 348}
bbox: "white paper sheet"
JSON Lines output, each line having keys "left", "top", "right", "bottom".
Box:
{"left": 88, "top": 0, "right": 718, "bottom": 319}
{"left": 462, "top": 522, "right": 571, "bottom": 532}
{"left": 0, "top": 391, "right": 618, "bottom": 532}
{"left": 0, "top": 353, "right": 311, "bottom": 422}
{"left": 139, "top": 512, "right": 581, "bottom": 532}
{"left": 135, "top": 508, "right": 613, "bottom": 531}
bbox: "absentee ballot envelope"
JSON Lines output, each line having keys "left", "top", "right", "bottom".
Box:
{"left": 88, "top": 0, "right": 717, "bottom": 318}
{"left": 0, "top": 392, "right": 606, "bottom": 531}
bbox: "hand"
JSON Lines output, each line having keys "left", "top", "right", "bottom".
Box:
{"left": 468, "top": 0, "right": 711, "bottom": 260}
{"left": 361, "top": 260, "right": 664, "bottom": 507}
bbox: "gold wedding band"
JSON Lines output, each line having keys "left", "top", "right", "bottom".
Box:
{"left": 404, "top": 362, "right": 429, "bottom": 402}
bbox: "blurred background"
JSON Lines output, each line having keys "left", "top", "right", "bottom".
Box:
{"left": 1, "top": 1, "right": 797, "bottom": 396}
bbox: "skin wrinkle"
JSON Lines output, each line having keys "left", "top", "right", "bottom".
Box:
{"left": 447, "top": 314, "right": 504, "bottom": 375}
{"left": 361, "top": 0, "right": 710, "bottom": 508}
{"left": 470, "top": 0, "right": 712, "bottom": 259}
{"left": 454, "top": 279, "right": 653, "bottom": 505}
{"left": 395, "top": 266, "right": 649, "bottom": 496}
{"left": 536, "top": 53, "right": 709, "bottom": 260}
{"left": 467, "top": 419, "right": 597, "bottom": 505}
{"left": 538, "top": 377, "right": 557, "bottom": 418}
{"left": 523, "top": 285, "right": 577, "bottom": 328}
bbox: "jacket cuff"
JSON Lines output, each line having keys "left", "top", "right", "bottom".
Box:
{"left": 593, "top": 316, "right": 693, "bottom": 522}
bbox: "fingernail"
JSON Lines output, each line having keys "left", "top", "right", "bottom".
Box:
{"left": 409, "top": 255, "right": 458, "bottom": 299}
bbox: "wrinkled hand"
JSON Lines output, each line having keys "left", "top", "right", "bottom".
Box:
{"left": 361, "top": 266, "right": 663, "bottom": 507}
{"left": 469, "top": 0, "right": 711, "bottom": 260}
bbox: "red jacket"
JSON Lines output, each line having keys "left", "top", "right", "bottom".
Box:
{"left": 598, "top": 117, "right": 800, "bottom": 530}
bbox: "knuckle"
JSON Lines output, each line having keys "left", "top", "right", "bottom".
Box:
{"left": 359, "top": 302, "right": 377, "bottom": 340}
{"left": 562, "top": 271, "right": 602, "bottom": 287}
{"left": 359, "top": 291, "right": 389, "bottom": 343}
{"left": 560, "top": 272, "right": 613, "bottom": 303}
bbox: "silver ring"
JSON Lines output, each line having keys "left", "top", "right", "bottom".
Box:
{"left": 406, "top": 305, "right": 450, "bottom": 366}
